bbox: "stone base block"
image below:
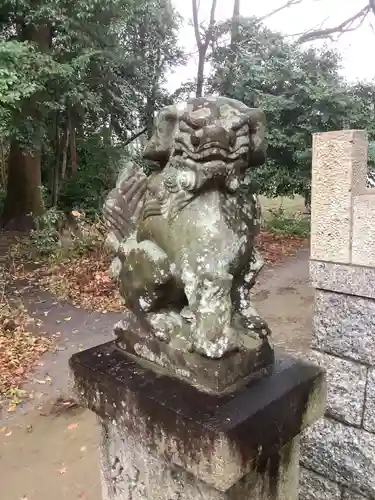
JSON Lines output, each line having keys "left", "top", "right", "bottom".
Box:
{"left": 301, "top": 418, "right": 375, "bottom": 498}
{"left": 70, "top": 341, "right": 325, "bottom": 500}
{"left": 310, "top": 260, "right": 375, "bottom": 300}
{"left": 114, "top": 317, "right": 274, "bottom": 395}
{"left": 312, "top": 289, "right": 375, "bottom": 365}
{"left": 306, "top": 350, "right": 366, "bottom": 426}
{"left": 100, "top": 418, "right": 300, "bottom": 500}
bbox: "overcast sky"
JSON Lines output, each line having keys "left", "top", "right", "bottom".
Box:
{"left": 169, "top": 0, "right": 374, "bottom": 91}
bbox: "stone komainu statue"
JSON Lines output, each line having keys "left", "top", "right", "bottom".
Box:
{"left": 103, "top": 96, "right": 270, "bottom": 361}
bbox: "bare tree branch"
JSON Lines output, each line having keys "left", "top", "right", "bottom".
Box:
{"left": 297, "top": 5, "right": 370, "bottom": 43}
{"left": 259, "top": 0, "right": 303, "bottom": 22}
{"left": 124, "top": 127, "right": 147, "bottom": 147}
{"left": 192, "top": 0, "right": 202, "bottom": 47}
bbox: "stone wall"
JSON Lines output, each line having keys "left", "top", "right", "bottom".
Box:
{"left": 299, "top": 130, "right": 375, "bottom": 499}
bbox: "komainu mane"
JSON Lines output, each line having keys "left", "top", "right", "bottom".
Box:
{"left": 103, "top": 96, "right": 271, "bottom": 371}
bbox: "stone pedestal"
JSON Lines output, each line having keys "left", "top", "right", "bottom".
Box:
{"left": 301, "top": 130, "right": 375, "bottom": 499}
{"left": 70, "top": 342, "right": 325, "bottom": 500}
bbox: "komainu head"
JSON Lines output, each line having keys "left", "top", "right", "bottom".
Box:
{"left": 144, "top": 96, "right": 267, "bottom": 172}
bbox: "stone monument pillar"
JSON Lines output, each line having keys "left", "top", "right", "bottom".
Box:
{"left": 300, "top": 130, "right": 375, "bottom": 499}
{"left": 70, "top": 96, "right": 326, "bottom": 500}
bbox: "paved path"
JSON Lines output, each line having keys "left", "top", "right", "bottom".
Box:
{"left": 0, "top": 247, "right": 313, "bottom": 500}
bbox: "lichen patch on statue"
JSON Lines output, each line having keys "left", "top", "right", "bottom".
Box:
{"left": 103, "top": 96, "right": 271, "bottom": 369}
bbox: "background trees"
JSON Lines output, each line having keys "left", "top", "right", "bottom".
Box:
{"left": 207, "top": 16, "right": 375, "bottom": 200}
{"left": 0, "top": 0, "right": 374, "bottom": 229}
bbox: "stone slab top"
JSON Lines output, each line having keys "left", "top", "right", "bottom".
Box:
{"left": 70, "top": 341, "right": 325, "bottom": 490}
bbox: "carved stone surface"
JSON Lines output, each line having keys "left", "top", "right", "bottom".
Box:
{"left": 103, "top": 96, "right": 272, "bottom": 388}
{"left": 299, "top": 468, "right": 342, "bottom": 500}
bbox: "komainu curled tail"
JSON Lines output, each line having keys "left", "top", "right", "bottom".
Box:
{"left": 103, "top": 161, "right": 147, "bottom": 252}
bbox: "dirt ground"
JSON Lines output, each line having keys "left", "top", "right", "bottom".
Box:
{"left": 0, "top": 247, "right": 313, "bottom": 500}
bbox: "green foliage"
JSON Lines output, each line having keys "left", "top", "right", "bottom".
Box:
{"left": 369, "top": 141, "right": 375, "bottom": 172}
{"left": 209, "top": 17, "right": 375, "bottom": 198}
{"left": 29, "top": 208, "right": 105, "bottom": 259}
{"left": 41, "top": 133, "right": 120, "bottom": 216}
{"left": 29, "top": 208, "right": 67, "bottom": 256}
{"left": 0, "top": 0, "right": 184, "bottom": 219}
{"left": 264, "top": 212, "right": 310, "bottom": 238}
{"left": 0, "top": 40, "right": 70, "bottom": 141}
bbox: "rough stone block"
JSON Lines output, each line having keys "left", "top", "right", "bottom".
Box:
{"left": 307, "top": 351, "right": 366, "bottom": 426}
{"left": 299, "top": 468, "right": 341, "bottom": 500}
{"left": 364, "top": 367, "right": 375, "bottom": 434}
{"left": 312, "top": 289, "right": 375, "bottom": 364}
{"left": 352, "top": 194, "right": 375, "bottom": 267}
{"left": 310, "top": 260, "right": 375, "bottom": 300}
{"left": 70, "top": 342, "right": 326, "bottom": 499}
{"left": 301, "top": 418, "right": 375, "bottom": 497}
{"left": 310, "top": 130, "right": 368, "bottom": 263}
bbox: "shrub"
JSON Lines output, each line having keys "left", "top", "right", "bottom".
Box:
{"left": 264, "top": 211, "right": 310, "bottom": 238}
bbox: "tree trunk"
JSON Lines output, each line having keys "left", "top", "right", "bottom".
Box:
{"left": 230, "top": 0, "right": 240, "bottom": 51}
{"left": 221, "top": 0, "right": 241, "bottom": 97}
{"left": 1, "top": 146, "right": 44, "bottom": 230}
{"left": 1, "top": 4, "right": 51, "bottom": 230}
{"left": 196, "top": 49, "right": 206, "bottom": 98}
{"left": 0, "top": 140, "right": 6, "bottom": 190}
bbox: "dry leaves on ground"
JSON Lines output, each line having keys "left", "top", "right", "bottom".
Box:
{"left": 11, "top": 246, "right": 123, "bottom": 313}
{"left": 40, "top": 248, "right": 123, "bottom": 312}
{"left": 257, "top": 230, "right": 306, "bottom": 264}
{"left": 0, "top": 302, "right": 53, "bottom": 405}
